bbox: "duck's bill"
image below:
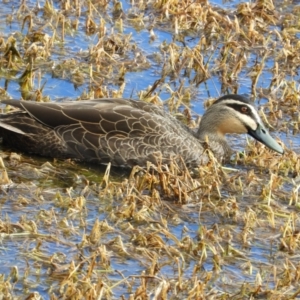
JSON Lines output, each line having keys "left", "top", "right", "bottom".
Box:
{"left": 248, "top": 123, "right": 284, "bottom": 154}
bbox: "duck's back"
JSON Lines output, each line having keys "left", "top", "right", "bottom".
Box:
{"left": 0, "top": 99, "right": 207, "bottom": 167}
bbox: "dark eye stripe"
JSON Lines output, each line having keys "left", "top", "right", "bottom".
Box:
{"left": 226, "top": 103, "right": 253, "bottom": 116}
{"left": 225, "top": 103, "right": 259, "bottom": 131}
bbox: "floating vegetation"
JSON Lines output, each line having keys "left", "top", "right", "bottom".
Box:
{"left": 0, "top": 0, "right": 300, "bottom": 298}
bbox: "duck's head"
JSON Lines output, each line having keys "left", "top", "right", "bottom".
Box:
{"left": 197, "top": 94, "right": 284, "bottom": 154}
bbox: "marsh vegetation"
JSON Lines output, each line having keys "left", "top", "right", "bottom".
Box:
{"left": 0, "top": 0, "right": 300, "bottom": 298}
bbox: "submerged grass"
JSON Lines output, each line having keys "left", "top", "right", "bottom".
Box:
{"left": 0, "top": 0, "right": 300, "bottom": 299}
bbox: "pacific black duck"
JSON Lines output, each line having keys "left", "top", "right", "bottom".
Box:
{"left": 0, "top": 94, "right": 283, "bottom": 167}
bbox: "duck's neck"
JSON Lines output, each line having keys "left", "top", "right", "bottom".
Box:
{"left": 197, "top": 125, "right": 232, "bottom": 161}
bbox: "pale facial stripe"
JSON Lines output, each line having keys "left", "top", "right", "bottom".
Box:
{"left": 216, "top": 99, "right": 262, "bottom": 131}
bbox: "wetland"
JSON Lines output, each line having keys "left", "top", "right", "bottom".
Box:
{"left": 0, "top": 0, "right": 300, "bottom": 299}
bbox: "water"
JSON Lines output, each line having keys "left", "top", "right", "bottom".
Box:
{"left": 0, "top": 0, "right": 299, "bottom": 298}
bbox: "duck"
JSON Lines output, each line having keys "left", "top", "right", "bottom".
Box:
{"left": 0, "top": 94, "right": 283, "bottom": 168}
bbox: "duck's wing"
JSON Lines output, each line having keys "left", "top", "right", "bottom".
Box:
{"left": 1, "top": 98, "right": 167, "bottom": 135}
{"left": 1, "top": 99, "right": 191, "bottom": 165}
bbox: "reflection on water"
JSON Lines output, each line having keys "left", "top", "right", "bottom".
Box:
{"left": 0, "top": 0, "right": 299, "bottom": 298}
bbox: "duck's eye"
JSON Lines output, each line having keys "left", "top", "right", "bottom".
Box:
{"left": 241, "top": 106, "right": 248, "bottom": 114}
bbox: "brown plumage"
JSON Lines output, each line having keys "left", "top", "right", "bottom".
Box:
{"left": 0, "top": 95, "right": 283, "bottom": 168}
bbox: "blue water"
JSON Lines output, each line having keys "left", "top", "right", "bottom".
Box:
{"left": 0, "top": 0, "right": 298, "bottom": 298}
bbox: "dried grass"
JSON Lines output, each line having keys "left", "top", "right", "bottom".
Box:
{"left": 0, "top": 0, "right": 300, "bottom": 299}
